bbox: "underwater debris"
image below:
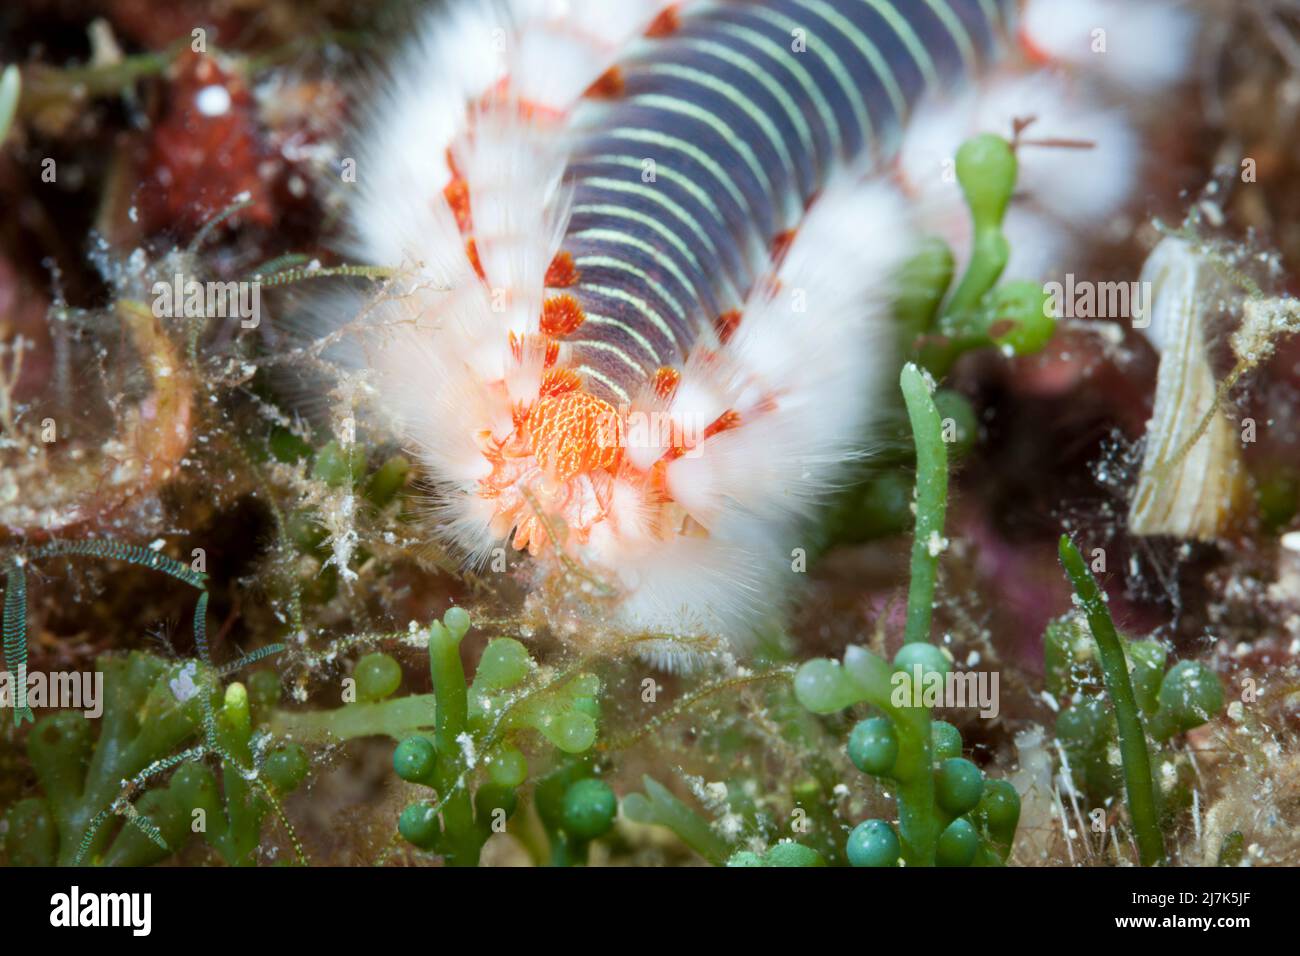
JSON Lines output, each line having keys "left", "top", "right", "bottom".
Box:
{"left": 0, "top": 297, "right": 193, "bottom": 536}
{"left": 1127, "top": 237, "right": 1247, "bottom": 539}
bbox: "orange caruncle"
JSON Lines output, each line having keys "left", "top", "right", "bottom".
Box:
{"left": 528, "top": 390, "right": 623, "bottom": 481}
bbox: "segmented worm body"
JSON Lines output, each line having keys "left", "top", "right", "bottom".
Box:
{"left": 343, "top": 0, "right": 1128, "bottom": 656}
{"left": 561, "top": 1, "right": 1012, "bottom": 406}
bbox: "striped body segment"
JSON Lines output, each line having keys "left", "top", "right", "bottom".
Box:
{"left": 554, "top": 0, "right": 1016, "bottom": 405}
{"left": 348, "top": 0, "right": 1195, "bottom": 648}
{"left": 351, "top": 0, "right": 1041, "bottom": 646}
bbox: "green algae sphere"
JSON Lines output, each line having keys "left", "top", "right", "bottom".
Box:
{"left": 935, "top": 757, "right": 985, "bottom": 817}
{"left": 393, "top": 736, "right": 437, "bottom": 784}
{"left": 936, "top": 817, "right": 980, "bottom": 867}
{"left": 763, "top": 842, "right": 826, "bottom": 867}
{"left": 893, "top": 642, "right": 950, "bottom": 680}
{"left": 1156, "top": 660, "right": 1225, "bottom": 735}
{"left": 443, "top": 606, "right": 472, "bottom": 641}
{"left": 846, "top": 819, "right": 900, "bottom": 867}
{"left": 931, "top": 720, "right": 963, "bottom": 761}
{"left": 355, "top": 652, "right": 401, "bottom": 702}
{"left": 486, "top": 745, "right": 528, "bottom": 788}
{"left": 264, "top": 744, "right": 309, "bottom": 792}
{"left": 399, "top": 802, "right": 440, "bottom": 850}
{"left": 847, "top": 717, "right": 898, "bottom": 776}
{"left": 561, "top": 778, "right": 618, "bottom": 840}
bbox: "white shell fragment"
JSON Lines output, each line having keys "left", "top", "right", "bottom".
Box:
{"left": 1128, "top": 238, "right": 1245, "bottom": 540}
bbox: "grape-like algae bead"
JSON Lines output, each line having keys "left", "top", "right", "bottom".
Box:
{"left": 936, "top": 817, "right": 979, "bottom": 867}
{"left": 793, "top": 658, "right": 861, "bottom": 713}
{"left": 1057, "top": 697, "right": 1110, "bottom": 751}
{"left": 893, "top": 642, "right": 950, "bottom": 680}
{"left": 935, "top": 757, "right": 984, "bottom": 816}
{"left": 956, "top": 133, "right": 1016, "bottom": 227}
{"left": 846, "top": 819, "right": 900, "bottom": 867}
{"left": 1156, "top": 660, "right": 1224, "bottom": 734}
{"left": 931, "top": 720, "right": 963, "bottom": 761}
{"left": 264, "top": 744, "right": 309, "bottom": 791}
{"left": 223, "top": 682, "right": 251, "bottom": 735}
{"left": 393, "top": 736, "right": 437, "bottom": 784}
{"left": 474, "top": 638, "right": 532, "bottom": 689}
{"left": 313, "top": 440, "right": 365, "bottom": 488}
{"left": 399, "top": 802, "right": 440, "bottom": 849}
{"left": 848, "top": 717, "right": 898, "bottom": 776}
{"left": 987, "top": 281, "right": 1055, "bottom": 356}
{"left": 487, "top": 745, "right": 528, "bottom": 788}
{"left": 978, "top": 779, "right": 1021, "bottom": 837}
{"left": 544, "top": 710, "right": 598, "bottom": 754}
{"left": 355, "top": 652, "right": 402, "bottom": 701}
{"left": 763, "top": 842, "right": 826, "bottom": 867}
{"left": 365, "top": 454, "right": 410, "bottom": 506}
{"left": 562, "top": 778, "right": 617, "bottom": 839}
{"left": 443, "top": 606, "right": 471, "bottom": 641}
{"left": 1126, "top": 640, "right": 1167, "bottom": 714}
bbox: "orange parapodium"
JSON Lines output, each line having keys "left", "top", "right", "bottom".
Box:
{"left": 539, "top": 367, "right": 582, "bottom": 398}
{"left": 652, "top": 365, "right": 681, "bottom": 400}
{"left": 771, "top": 228, "right": 798, "bottom": 265}
{"left": 528, "top": 389, "right": 623, "bottom": 480}
{"left": 545, "top": 250, "right": 581, "bottom": 287}
{"left": 443, "top": 154, "right": 473, "bottom": 233}
{"left": 585, "top": 66, "right": 626, "bottom": 100}
{"left": 477, "top": 77, "right": 565, "bottom": 123}
{"left": 1017, "top": 25, "right": 1056, "bottom": 67}
{"left": 646, "top": 6, "right": 681, "bottom": 37}
{"left": 540, "top": 294, "right": 587, "bottom": 336}
{"left": 703, "top": 408, "right": 741, "bottom": 440}
{"left": 508, "top": 331, "right": 561, "bottom": 368}
{"left": 714, "top": 309, "right": 742, "bottom": 344}
{"left": 465, "top": 238, "right": 486, "bottom": 279}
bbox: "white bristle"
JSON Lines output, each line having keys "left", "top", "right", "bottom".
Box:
{"left": 983, "top": 74, "right": 1139, "bottom": 226}
{"left": 611, "top": 176, "right": 915, "bottom": 650}
{"left": 509, "top": 0, "right": 674, "bottom": 113}
{"left": 900, "top": 70, "right": 1140, "bottom": 281}
{"left": 1022, "top": 0, "right": 1200, "bottom": 94}
{"left": 346, "top": 3, "right": 508, "bottom": 273}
